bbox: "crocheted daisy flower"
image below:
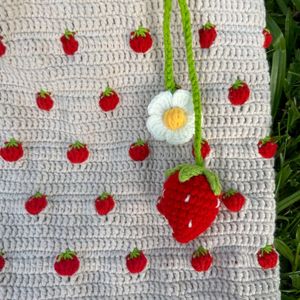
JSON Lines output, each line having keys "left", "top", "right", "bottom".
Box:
{"left": 146, "top": 89, "right": 195, "bottom": 145}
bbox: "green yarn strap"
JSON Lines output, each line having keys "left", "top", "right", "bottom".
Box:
{"left": 163, "top": 0, "right": 177, "bottom": 92}
{"left": 163, "top": 0, "right": 203, "bottom": 166}
{"left": 177, "top": 0, "right": 203, "bottom": 166}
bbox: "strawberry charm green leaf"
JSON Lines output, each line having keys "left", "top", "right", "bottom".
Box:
{"left": 232, "top": 79, "right": 244, "bottom": 90}
{"left": 57, "top": 249, "right": 77, "bottom": 262}
{"left": 193, "top": 246, "right": 208, "bottom": 258}
{"left": 99, "top": 192, "right": 111, "bottom": 200}
{"left": 4, "top": 138, "right": 20, "bottom": 148}
{"left": 70, "top": 141, "right": 86, "bottom": 149}
{"left": 129, "top": 248, "right": 141, "bottom": 259}
{"left": 203, "top": 22, "right": 215, "bottom": 30}
{"left": 64, "top": 29, "right": 76, "bottom": 40}
{"left": 132, "top": 27, "right": 150, "bottom": 38}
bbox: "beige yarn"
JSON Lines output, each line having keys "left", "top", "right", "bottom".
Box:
{"left": 0, "top": 0, "right": 280, "bottom": 299}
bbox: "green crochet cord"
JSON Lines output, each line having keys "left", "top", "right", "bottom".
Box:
{"left": 163, "top": 0, "right": 177, "bottom": 92}
{"left": 163, "top": 0, "right": 203, "bottom": 166}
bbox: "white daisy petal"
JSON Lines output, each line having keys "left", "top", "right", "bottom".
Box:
{"left": 185, "top": 115, "right": 195, "bottom": 129}
{"left": 147, "top": 91, "right": 173, "bottom": 116}
{"left": 184, "top": 100, "right": 195, "bottom": 114}
{"left": 146, "top": 115, "right": 168, "bottom": 141}
{"left": 166, "top": 126, "right": 194, "bottom": 145}
{"left": 172, "top": 89, "right": 193, "bottom": 108}
{"left": 146, "top": 89, "right": 195, "bottom": 145}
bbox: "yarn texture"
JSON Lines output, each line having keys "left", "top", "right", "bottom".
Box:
{"left": 0, "top": 0, "right": 280, "bottom": 299}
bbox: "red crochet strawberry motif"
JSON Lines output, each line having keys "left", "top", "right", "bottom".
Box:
{"left": 129, "top": 138, "right": 150, "bottom": 161}
{"left": 258, "top": 136, "right": 278, "bottom": 159}
{"left": 0, "top": 250, "right": 5, "bottom": 271}
{"left": 60, "top": 29, "right": 79, "bottom": 55}
{"left": 191, "top": 246, "right": 213, "bottom": 272}
{"left": 25, "top": 192, "right": 48, "bottom": 215}
{"left": 36, "top": 89, "right": 54, "bottom": 111}
{"left": 126, "top": 248, "right": 148, "bottom": 274}
{"left": 1, "top": 138, "right": 24, "bottom": 162}
{"left": 95, "top": 192, "right": 115, "bottom": 216}
{"left": 157, "top": 164, "right": 221, "bottom": 244}
{"left": 263, "top": 28, "right": 272, "bottom": 49}
{"left": 257, "top": 245, "right": 278, "bottom": 269}
{"left": 199, "top": 22, "right": 217, "bottom": 49}
{"left": 192, "top": 139, "right": 211, "bottom": 159}
{"left": 67, "top": 141, "right": 89, "bottom": 164}
{"left": 0, "top": 36, "right": 6, "bottom": 57}
{"left": 222, "top": 189, "right": 245, "bottom": 212}
{"left": 54, "top": 249, "right": 80, "bottom": 276}
{"left": 228, "top": 79, "right": 250, "bottom": 105}
{"left": 99, "top": 87, "right": 120, "bottom": 112}
{"left": 129, "top": 27, "right": 153, "bottom": 53}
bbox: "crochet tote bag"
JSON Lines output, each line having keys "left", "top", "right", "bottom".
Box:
{"left": 0, "top": 0, "right": 280, "bottom": 299}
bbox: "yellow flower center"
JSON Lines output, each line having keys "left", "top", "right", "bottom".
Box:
{"left": 163, "top": 107, "right": 187, "bottom": 130}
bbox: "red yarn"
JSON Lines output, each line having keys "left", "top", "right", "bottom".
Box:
{"left": 192, "top": 140, "right": 211, "bottom": 159}
{"left": 95, "top": 194, "right": 115, "bottom": 215}
{"left": 263, "top": 28, "right": 272, "bottom": 49}
{"left": 1, "top": 141, "right": 23, "bottom": 162}
{"left": 257, "top": 246, "right": 278, "bottom": 269}
{"left": 157, "top": 171, "right": 219, "bottom": 243}
{"left": 54, "top": 254, "right": 80, "bottom": 276}
{"left": 126, "top": 249, "right": 147, "bottom": 274}
{"left": 36, "top": 92, "right": 54, "bottom": 111}
{"left": 228, "top": 81, "right": 250, "bottom": 105}
{"left": 60, "top": 32, "right": 78, "bottom": 55}
{"left": 199, "top": 24, "right": 217, "bottom": 49}
{"left": 25, "top": 193, "right": 48, "bottom": 215}
{"left": 129, "top": 31, "right": 153, "bottom": 53}
{"left": 0, "top": 36, "right": 6, "bottom": 57}
{"left": 258, "top": 140, "right": 277, "bottom": 159}
{"left": 0, "top": 255, "right": 5, "bottom": 271}
{"left": 67, "top": 143, "right": 89, "bottom": 164}
{"left": 222, "top": 191, "right": 245, "bottom": 212}
{"left": 191, "top": 251, "right": 213, "bottom": 272}
{"left": 129, "top": 140, "right": 150, "bottom": 161}
{"left": 99, "top": 90, "right": 120, "bottom": 112}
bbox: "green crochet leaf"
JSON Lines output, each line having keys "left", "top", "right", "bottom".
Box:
{"left": 164, "top": 164, "right": 187, "bottom": 178}
{"left": 129, "top": 248, "right": 141, "bottom": 259}
{"left": 203, "top": 169, "right": 222, "bottom": 196}
{"left": 178, "top": 164, "right": 204, "bottom": 182}
{"left": 165, "top": 163, "right": 222, "bottom": 195}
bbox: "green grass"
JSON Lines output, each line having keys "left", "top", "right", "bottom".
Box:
{"left": 265, "top": 0, "right": 300, "bottom": 299}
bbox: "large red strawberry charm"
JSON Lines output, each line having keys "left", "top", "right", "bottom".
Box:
{"left": 222, "top": 189, "right": 245, "bottom": 212}
{"left": 157, "top": 164, "right": 221, "bottom": 243}
{"left": 257, "top": 245, "right": 278, "bottom": 269}
{"left": 199, "top": 22, "right": 217, "bottom": 49}
{"left": 228, "top": 80, "right": 250, "bottom": 105}
{"left": 126, "top": 248, "right": 148, "bottom": 274}
{"left": 36, "top": 89, "right": 54, "bottom": 111}
{"left": 60, "top": 29, "right": 79, "bottom": 55}
{"left": 129, "top": 138, "right": 150, "bottom": 161}
{"left": 54, "top": 249, "right": 80, "bottom": 276}
{"left": 129, "top": 27, "right": 153, "bottom": 53}
{"left": 258, "top": 136, "right": 278, "bottom": 159}
{"left": 0, "top": 36, "right": 6, "bottom": 57}
{"left": 0, "top": 250, "right": 5, "bottom": 271}
{"left": 67, "top": 141, "right": 89, "bottom": 164}
{"left": 1, "top": 138, "right": 24, "bottom": 162}
{"left": 95, "top": 192, "right": 115, "bottom": 216}
{"left": 263, "top": 28, "right": 272, "bottom": 49}
{"left": 191, "top": 246, "right": 213, "bottom": 272}
{"left": 99, "top": 87, "right": 120, "bottom": 112}
{"left": 25, "top": 192, "right": 48, "bottom": 215}
{"left": 192, "top": 139, "right": 211, "bottom": 160}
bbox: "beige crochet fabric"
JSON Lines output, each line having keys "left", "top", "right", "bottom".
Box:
{"left": 0, "top": 0, "right": 280, "bottom": 299}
